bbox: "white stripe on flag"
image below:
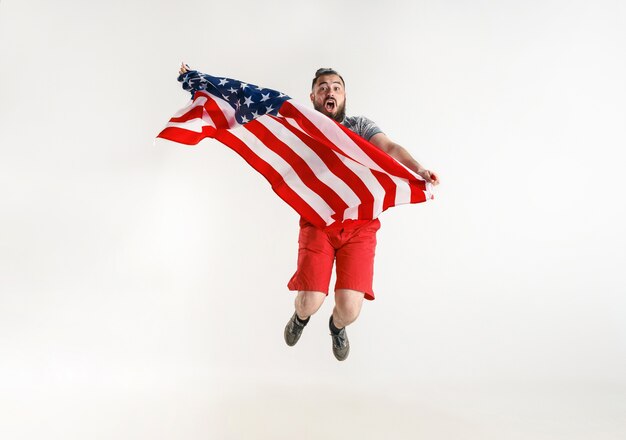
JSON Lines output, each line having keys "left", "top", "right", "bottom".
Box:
{"left": 393, "top": 177, "right": 412, "bottom": 206}
{"left": 172, "top": 96, "right": 207, "bottom": 117}
{"left": 165, "top": 119, "right": 210, "bottom": 133}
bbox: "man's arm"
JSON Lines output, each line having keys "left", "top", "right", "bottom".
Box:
{"left": 369, "top": 133, "right": 440, "bottom": 185}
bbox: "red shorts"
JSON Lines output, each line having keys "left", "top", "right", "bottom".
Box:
{"left": 287, "top": 218, "right": 381, "bottom": 300}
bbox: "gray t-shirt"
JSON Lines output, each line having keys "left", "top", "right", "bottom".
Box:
{"left": 341, "top": 115, "right": 383, "bottom": 141}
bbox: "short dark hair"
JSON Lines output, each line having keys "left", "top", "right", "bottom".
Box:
{"left": 311, "top": 67, "right": 345, "bottom": 90}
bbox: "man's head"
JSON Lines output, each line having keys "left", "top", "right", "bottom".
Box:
{"left": 310, "top": 67, "right": 346, "bottom": 122}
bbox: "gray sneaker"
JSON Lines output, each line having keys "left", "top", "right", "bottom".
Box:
{"left": 284, "top": 312, "right": 307, "bottom": 346}
{"left": 329, "top": 316, "right": 350, "bottom": 361}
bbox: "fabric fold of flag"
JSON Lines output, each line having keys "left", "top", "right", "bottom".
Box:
{"left": 157, "top": 70, "right": 433, "bottom": 228}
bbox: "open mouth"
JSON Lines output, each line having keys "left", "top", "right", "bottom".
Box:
{"left": 324, "top": 99, "right": 336, "bottom": 112}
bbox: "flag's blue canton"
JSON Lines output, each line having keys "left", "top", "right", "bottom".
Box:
{"left": 178, "top": 70, "right": 291, "bottom": 124}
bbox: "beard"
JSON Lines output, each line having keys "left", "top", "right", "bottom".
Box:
{"left": 314, "top": 99, "right": 346, "bottom": 123}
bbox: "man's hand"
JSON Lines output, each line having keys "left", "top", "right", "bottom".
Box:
{"left": 179, "top": 62, "right": 190, "bottom": 76}
{"left": 417, "top": 169, "right": 440, "bottom": 186}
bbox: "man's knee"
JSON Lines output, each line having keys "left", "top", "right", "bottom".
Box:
{"left": 295, "top": 290, "right": 326, "bottom": 318}
{"left": 334, "top": 289, "right": 364, "bottom": 325}
{"left": 335, "top": 304, "right": 361, "bottom": 324}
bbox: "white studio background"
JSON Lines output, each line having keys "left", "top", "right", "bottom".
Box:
{"left": 1, "top": 0, "right": 625, "bottom": 439}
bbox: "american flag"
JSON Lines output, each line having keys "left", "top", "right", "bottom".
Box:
{"left": 157, "top": 71, "right": 434, "bottom": 228}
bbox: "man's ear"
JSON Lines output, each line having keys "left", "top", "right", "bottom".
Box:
{"left": 309, "top": 92, "right": 314, "bottom": 103}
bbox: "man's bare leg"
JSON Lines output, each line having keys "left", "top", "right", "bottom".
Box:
{"left": 332, "top": 289, "right": 365, "bottom": 328}
{"left": 329, "top": 289, "right": 365, "bottom": 361}
{"left": 284, "top": 291, "right": 326, "bottom": 347}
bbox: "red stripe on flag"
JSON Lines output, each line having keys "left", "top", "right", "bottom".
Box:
{"left": 410, "top": 179, "right": 428, "bottom": 203}
{"left": 371, "top": 171, "right": 397, "bottom": 213}
{"left": 157, "top": 125, "right": 217, "bottom": 145}
{"left": 169, "top": 104, "right": 205, "bottom": 123}
{"left": 202, "top": 95, "right": 230, "bottom": 129}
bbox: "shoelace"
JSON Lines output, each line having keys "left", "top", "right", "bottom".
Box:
{"left": 290, "top": 317, "right": 305, "bottom": 333}
{"left": 331, "top": 330, "right": 347, "bottom": 348}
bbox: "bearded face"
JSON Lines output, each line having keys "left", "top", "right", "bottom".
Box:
{"left": 310, "top": 74, "right": 346, "bottom": 123}
{"left": 313, "top": 97, "right": 346, "bottom": 122}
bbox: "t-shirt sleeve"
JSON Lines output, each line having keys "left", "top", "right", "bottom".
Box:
{"left": 355, "top": 116, "right": 383, "bottom": 141}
